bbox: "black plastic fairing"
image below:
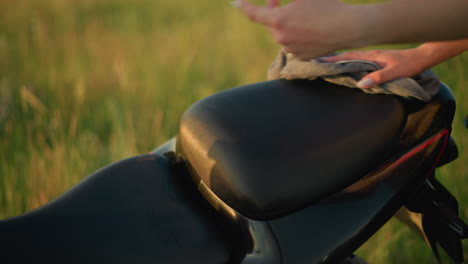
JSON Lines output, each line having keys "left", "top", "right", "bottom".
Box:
{"left": 322, "top": 129, "right": 451, "bottom": 264}
{"left": 179, "top": 79, "right": 406, "bottom": 220}
{"left": 398, "top": 83, "right": 455, "bottom": 148}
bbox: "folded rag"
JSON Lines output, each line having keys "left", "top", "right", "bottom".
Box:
{"left": 267, "top": 52, "right": 440, "bottom": 102}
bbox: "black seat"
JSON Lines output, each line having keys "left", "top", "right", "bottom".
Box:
{"left": 0, "top": 154, "right": 233, "bottom": 263}
{"left": 178, "top": 79, "right": 406, "bottom": 220}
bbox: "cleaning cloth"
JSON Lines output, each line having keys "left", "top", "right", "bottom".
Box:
{"left": 267, "top": 52, "right": 440, "bottom": 102}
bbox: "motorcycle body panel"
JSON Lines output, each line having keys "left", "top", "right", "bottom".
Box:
{"left": 194, "top": 129, "right": 449, "bottom": 264}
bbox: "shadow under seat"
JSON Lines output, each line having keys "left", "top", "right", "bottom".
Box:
{"left": 179, "top": 79, "right": 407, "bottom": 220}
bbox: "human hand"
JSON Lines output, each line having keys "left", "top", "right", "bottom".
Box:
{"left": 321, "top": 49, "right": 426, "bottom": 88}
{"left": 234, "top": 0, "right": 367, "bottom": 60}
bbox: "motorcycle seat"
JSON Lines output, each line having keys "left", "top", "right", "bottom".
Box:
{"left": 0, "top": 154, "right": 233, "bottom": 263}
{"left": 179, "top": 79, "right": 407, "bottom": 220}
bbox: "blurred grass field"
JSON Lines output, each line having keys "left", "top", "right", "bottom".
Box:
{"left": 0, "top": 0, "right": 466, "bottom": 262}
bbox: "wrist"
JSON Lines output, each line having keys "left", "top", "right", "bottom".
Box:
{"left": 405, "top": 47, "right": 432, "bottom": 74}
{"left": 414, "top": 41, "right": 467, "bottom": 70}
{"left": 413, "top": 44, "right": 439, "bottom": 69}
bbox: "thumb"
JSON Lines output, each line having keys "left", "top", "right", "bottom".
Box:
{"left": 356, "top": 68, "right": 397, "bottom": 88}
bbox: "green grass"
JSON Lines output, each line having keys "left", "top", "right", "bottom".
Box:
{"left": 0, "top": 0, "right": 467, "bottom": 263}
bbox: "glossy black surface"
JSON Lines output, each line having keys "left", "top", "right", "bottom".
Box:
{"left": 178, "top": 81, "right": 458, "bottom": 263}
{"left": 322, "top": 130, "right": 450, "bottom": 264}
{"left": 191, "top": 129, "right": 449, "bottom": 264}
{"left": 404, "top": 176, "right": 467, "bottom": 263}
{"left": 198, "top": 180, "right": 281, "bottom": 264}
{"left": 179, "top": 79, "right": 406, "bottom": 220}
{"left": 398, "top": 83, "right": 455, "bottom": 148}
{"left": 270, "top": 183, "right": 395, "bottom": 264}
{"left": 0, "top": 152, "right": 233, "bottom": 263}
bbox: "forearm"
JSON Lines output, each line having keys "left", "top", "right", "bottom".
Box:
{"left": 414, "top": 39, "right": 468, "bottom": 70}
{"left": 358, "top": 0, "right": 468, "bottom": 47}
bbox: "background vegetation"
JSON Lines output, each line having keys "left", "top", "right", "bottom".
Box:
{"left": 0, "top": 0, "right": 466, "bottom": 262}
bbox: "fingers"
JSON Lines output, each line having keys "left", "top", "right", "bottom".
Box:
{"left": 267, "top": 0, "right": 280, "bottom": 7}
{"left": 321, "top": 51, "right": 394, "bottom": 88}
{"left": 236, "top": 0, "right": 277, "bottom": 26}
{"left": 356, "top": 76, "right": 377, "bottom": 88}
